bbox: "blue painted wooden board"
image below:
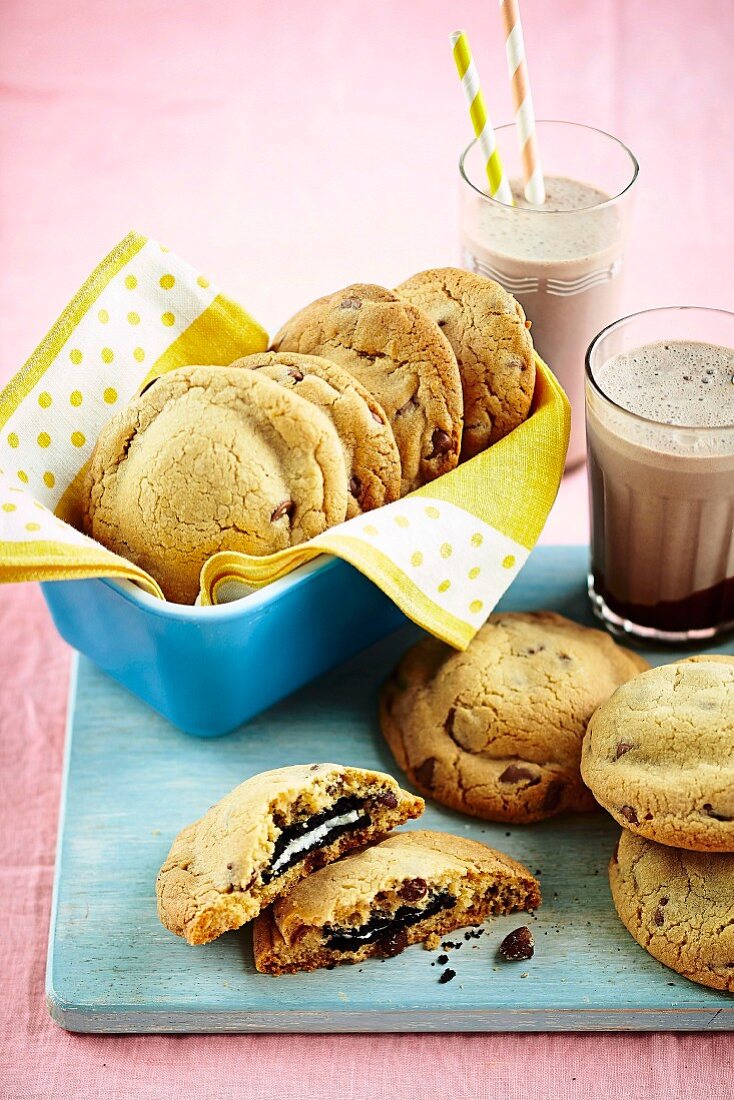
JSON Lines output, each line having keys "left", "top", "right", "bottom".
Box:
{"left": 47, "top": 546, "right": 734, "bottom": 1033}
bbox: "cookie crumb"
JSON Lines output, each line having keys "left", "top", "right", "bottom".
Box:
{"left": 424, "top": 933, "right": 441, "bottom": 951}
{"left": 499, "top": 926, "right": 534, "bottom": 961}
{"left": 437, "top": 953, "right": 449, "bottom": 965}
{"left": 438, "top": 968, "right": 456, "bottom": 984}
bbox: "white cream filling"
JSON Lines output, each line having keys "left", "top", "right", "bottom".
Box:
{"left": 269, "top": 808, "right": 363, "bottom": 875}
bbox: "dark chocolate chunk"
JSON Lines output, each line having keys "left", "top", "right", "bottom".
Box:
{"left": 415, "top": 757, "right": 437, "bottom": 790}
{"left": 542, "top": 779, "right": 564, "bottom": 812}
{"left": 288, "top": 366, "right": 304, "bottom": 381}
{"left": 270, "top": 499, "right": 296, "bottom": 523}
{"left": 375, "top": 789, "right": 398, "bottom": 809}
{"left": 703, "top": 803, "right": 732, "bottom": 821}
{"left": 653, "top": 906, "right": 665, "bottom": 927}
{"left": 499, "top": 926, "right": 535, "bottom": 962}
{"left": 499, "top": 764, "right": 540, "bottom": 786}
{"left": 349, "top": 475, "right": 363, "bottom": 501}
{"left": 429, "top": 428, "right": 452, "bottom": 457}
{"left": 615, "top": 742, "right": 634, "bottom": 759}
{"left": 398, "top": 877, "right": 428, "bottom": 903}
{"left": 438, "top": 968, "right": 456, "bottom": 984}
{"left": 620, "top": 805, "right": 639, "bottom": 824}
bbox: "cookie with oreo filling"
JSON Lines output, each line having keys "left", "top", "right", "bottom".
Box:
{"left": 156, "top": 764, "right": 424, "bottom": 945}
{"left": 253, "top": 830, "right": 540, "bottom": 974}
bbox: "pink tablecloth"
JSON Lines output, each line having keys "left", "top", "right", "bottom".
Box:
{"left": 1, "top": 2, "right": 733, "bottom": 1097}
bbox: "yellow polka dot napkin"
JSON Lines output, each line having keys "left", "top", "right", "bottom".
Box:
{"left": 0, "top": 231, "right": 569, "bottom": 650}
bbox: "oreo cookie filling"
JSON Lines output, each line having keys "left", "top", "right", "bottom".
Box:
{"left": 262, "top": 795, "right": 370, "bottom": 884}
{"left": 324, "top": 890, "right": 457, "bottom": 953}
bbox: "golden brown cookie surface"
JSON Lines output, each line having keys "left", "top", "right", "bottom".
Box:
{"left": 396, "top": 267, "right": 535, "bottom": 459}
{"left": 83, "top": 365, "right": 348, "bottom": 603}
{"left": 380, "top": 611, "right": 649, "bottom": 824}
{"left": 271, "top": 283, "right": 463, "bottom": 494}
{"left": 582, "top": 658, "right": 734, "bottom": 851}
{"left": 253, "top": 829, "right": 540, "bottom": 974}
{"left": 233, "top": 350, "right": 401, "bottom": 518}
{"left": 156, "top": 763, "right": 424, "bottom": 945}
{"left": 609, "top": 829, "right": 734, "bottom": 992}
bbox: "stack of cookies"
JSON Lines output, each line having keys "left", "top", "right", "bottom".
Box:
{"left": 581, "top": 655, "right": 734, "bottom": 992}
{"left": 156, "top": 763, "right": 540, "bottom": 975}
{"left": 83, "top": 268, "right": 536, "bottom": 603}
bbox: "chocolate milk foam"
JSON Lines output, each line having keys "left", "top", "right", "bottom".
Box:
{"left": 462, "top": 176, "right": 623, "bottom": 467}
{"left": 587, "top": 340, "right": 734, "bottom": 634}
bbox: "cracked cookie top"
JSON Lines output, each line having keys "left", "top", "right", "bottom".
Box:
{"left": 582, "top": 658, "right": 734, "bottom": 852}
{"left": 270, "top": 283, "right": 463, "bottom": 494}
{"left": 395, "top": 268, "right": 535, "bottom": 459}
{"left": 83, "top": 365, "right": 348, "bottom": 603}
{"left": 233, "top": 350, "right": 401, "bottom": 518}
{"left": 380, "top": 611, "right": 649, "bottom": 824}
{"left": 609, "top": 829, "right": 734, "bottom": 992}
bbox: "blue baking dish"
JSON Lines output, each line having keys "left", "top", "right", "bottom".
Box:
{"left": 41, "top": 556, "right": 406, "bottom": 737}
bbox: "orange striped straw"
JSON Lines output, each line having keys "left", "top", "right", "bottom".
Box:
{"left": 499, "top": 0, "right": 545, "bottom": 204}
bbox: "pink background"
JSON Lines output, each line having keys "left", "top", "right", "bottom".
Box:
{"left": 1, "top": 1, "right": 733, "bottom": 1096}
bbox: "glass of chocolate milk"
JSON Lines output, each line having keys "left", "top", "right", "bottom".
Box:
{"left": 460, "top": 121, "right": 639, "bottom": 468}
{"left": 586, "top": 306, "right": 734, "bottom": 642}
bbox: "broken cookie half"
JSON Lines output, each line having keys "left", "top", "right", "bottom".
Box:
{"left": 253, "top": 830, "right": 540, "bottom": 975}
{"left": 156, "top": 764, "right": 424, "bottom": 945}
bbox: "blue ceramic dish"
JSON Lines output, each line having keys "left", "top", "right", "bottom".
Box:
{"left": 41, "top": 557, "right": 405, "bottom": 737}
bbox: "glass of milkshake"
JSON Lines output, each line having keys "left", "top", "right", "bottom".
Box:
{"left": 586, "top": 306, "right": 734, "bottom": 642}
{"left": 460, "top": 121, "right": 638, "bottom": 468}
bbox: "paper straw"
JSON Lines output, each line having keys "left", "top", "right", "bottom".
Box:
{"left": 450, "top": 30, "right": 514, "bottom": 206}
{"left": 498, "top": 0, "right": 546, "bottom": 204}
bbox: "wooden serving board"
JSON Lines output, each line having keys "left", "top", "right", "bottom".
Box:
{"left": 46, "top": 546, "right": 734, "bottom": 1032}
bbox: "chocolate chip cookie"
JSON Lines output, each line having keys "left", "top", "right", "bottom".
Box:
{"left": 271, "top": 283, "right": 463, "bottom": 494}
{"left": 253, "top": 829, "right": 540, "bottom": 974}
{"left": 233, "top": 350, "right": 401, "bottom": 518}
{"left": 609, "top": 829, "right": 734, "bottom": 992}
{"left": 380, "top": 611, "right": 649, "bottom": 824}
{"left": 156, "top": 764, "right": 424, "bottom": 945}
{"left": 396, "top": 268, "right": 535, "bottom": 459}
{"left": 83, "top": 365, "right": 348, "bottom": 604}
{"left": 581, "top": 657, "right": 734, "bottom": 852}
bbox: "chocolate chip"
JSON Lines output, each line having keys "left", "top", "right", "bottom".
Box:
{"left": 288, "top": 367, "right": 304, "bottom": 381}
{"left": 438, "top": 968, "right": 456, "bottom": 984}
{"left": 270, "top": 499, "right": 295, "bottom": 522}
{"left": 499, "top": 764, "right": 540, "bottom": 786}
{"left": 375, "top": 789, "right": 398, "bottom": 809}
{"left": 500, "top": 926, "right": 534, "bottom": 961}
{"left": 615, "top": 742, "right": 634, "bottom": 759}
{"left": 226, "top": 862, "right": 234, "bottom": 871}
{"left": 415, "top": 757, "right": 437, "bottom": 790}
{"left": 429, "top": 428, "right": 452, "bottom": 458}
{"left": 542, "top": 780, "right": 564, "bottom": 812}
{"left": 653, "top": 906, "right": 665, "bottom": 927}
{"left": 376, "top": 927, "right": 408, "bottom": 958}
{"left": 349, "top": 475, "right": 363, "bottom": 501}
{"left": 620, "top": 805, "right": 639, "bottom": 824}
{"left": 340, "top": 296, "right": 362, "bottom": 310}
{"left": 398, "top": 877, "right": 428, "bottom": 903}
{"left": 703, "top": 804, "right": 732, "bottom": 821}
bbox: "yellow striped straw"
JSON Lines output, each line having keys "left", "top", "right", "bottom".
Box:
{"left": 499, "top": 0, "right": 546, "bottom": 204}
{"left": 450, "top": 29, "right": 514, "bottom": 206}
